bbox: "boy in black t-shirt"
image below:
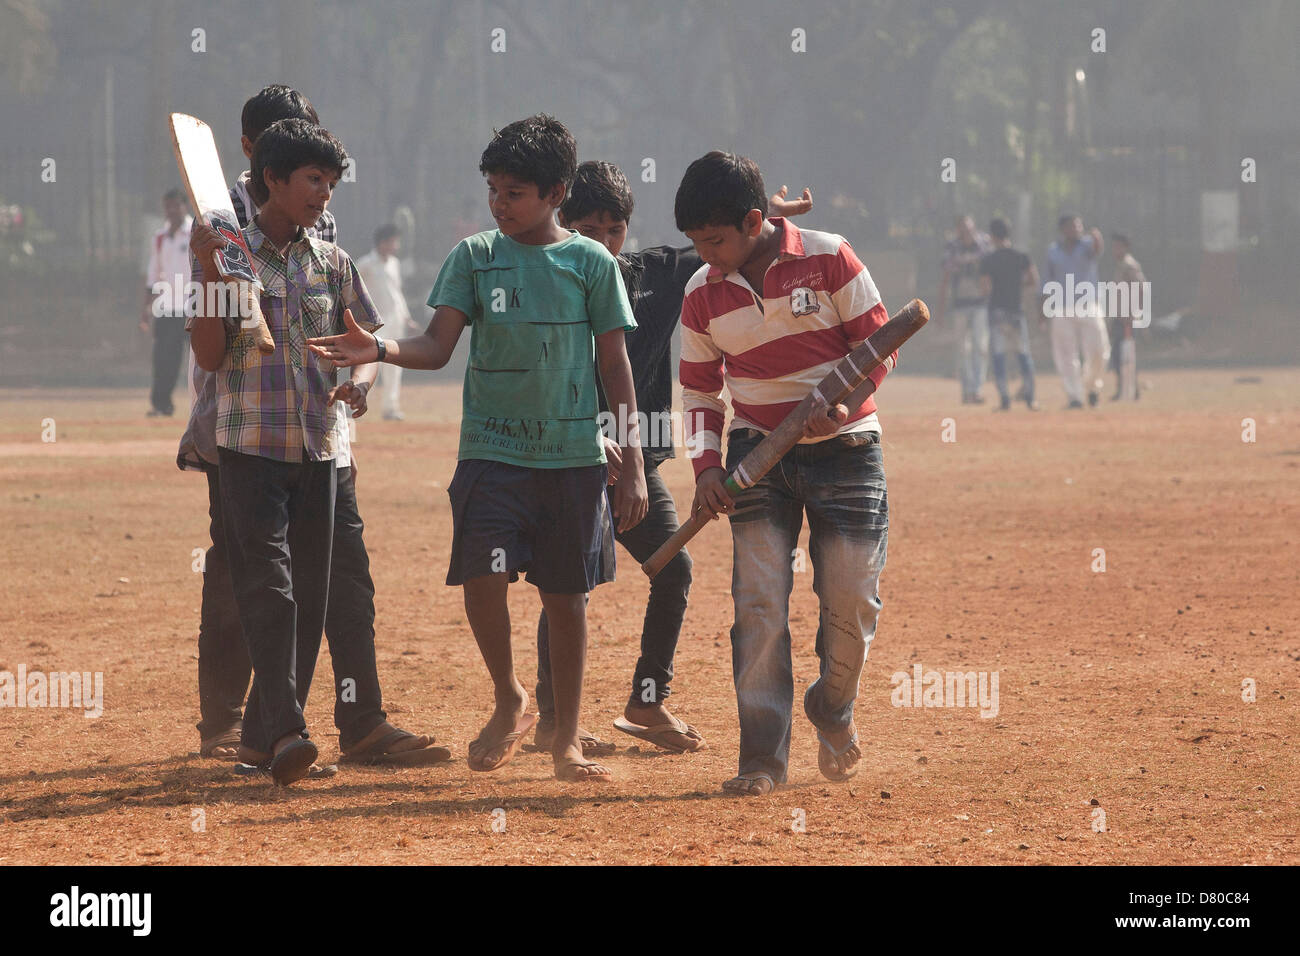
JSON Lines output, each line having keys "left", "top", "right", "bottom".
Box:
{"left": 979, "top": 218, "right": 1041, "bottom": 411}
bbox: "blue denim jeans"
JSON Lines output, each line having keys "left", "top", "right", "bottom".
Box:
{"left": 951, "top": 304, "right": 989, "bottom": 399}
{"left": 725, "top": 429, "right": 888, "bottom": 782}
{"left": 988, "top": 307, "right": 1035, "bottom": 405}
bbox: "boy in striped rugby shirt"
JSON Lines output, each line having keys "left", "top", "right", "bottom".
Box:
{"left": 675, "top": 151, "right": 896, "bottom": 797}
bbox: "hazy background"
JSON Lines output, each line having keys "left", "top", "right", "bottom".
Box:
{"left": 2, "top": 0, "right": 1297, "bottom": 386}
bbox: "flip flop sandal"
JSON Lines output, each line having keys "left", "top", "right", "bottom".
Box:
{"left": 200, "top": 723, "right": 244, "bottom": 760}
{"left": 467, "top": 712, "right": 538, "bottom": 772}
{"left": 817, "top": 729, "right": 861, "bottom": 782}
{"left": 341, "top": 725, "right": 453, "bottom": 766}
{"left": 270, "top": 738, "right": 319, "bottom": 786}
{"left": 233, "top": 761, "right": 338, "bottom": 780}
{"left": 722, "top": 773, "right": 776, "bottom": 797}
{"left": 526, "top": 724, "right": 618, "bottom": 757}
{"left": 613, "top": 715, "right": 706, "bottom": 754}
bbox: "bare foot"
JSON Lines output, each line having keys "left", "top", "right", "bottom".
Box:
{"left": 619, "top": 701, "right": 706, "bottom": 752}
{"left": 345, "top": 721, "right": 435, "bottom": 756}
{"left": 553, "top": 742, "right": 612, "bottom": 782}
{"left": 534, "top": 717, "right": 616, "bottom": 756}
{"left": 817, "top": 724, "right": 861, "bottom": 781}
{"left": 722, "top": 773, "right": 776, "bottom": 796}
{"left": 467, "top": 686, "right": 532, "bottom": 771}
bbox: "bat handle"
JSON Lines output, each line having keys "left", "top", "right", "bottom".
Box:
{"left": 641, "top": 511, "right": 709, "bottom": 578}
{"left": 641, "top": 475, "right": 744, "bottom": 578}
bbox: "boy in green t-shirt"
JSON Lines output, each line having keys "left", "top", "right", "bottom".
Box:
{"left": 308, "top": 114, "right": 648, "bottom": 782}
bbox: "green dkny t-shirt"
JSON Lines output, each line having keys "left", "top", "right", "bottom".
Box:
{"left": 428, "top": 229, "right": 636, "bottom": 469}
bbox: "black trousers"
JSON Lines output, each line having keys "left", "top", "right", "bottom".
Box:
{"left": 149, "top": 315, "right": 187, "bottom": 414}
{"left": 535, "top": 459, "right": 693, "bottom": 718}
{"left": 217, "top": 448, "right": 336, "bottom": 754}
{"left": 197, "top": 462, "right": 388, "bottom": 749}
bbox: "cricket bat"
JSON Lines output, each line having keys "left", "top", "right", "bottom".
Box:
{"left": 169, "top": 112, "right": 275, "bottom": 354}
{"left": 641, "top": 299, "right": 929, "bottom": 578}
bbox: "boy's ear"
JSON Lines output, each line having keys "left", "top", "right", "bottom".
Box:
{"left": 743, "top": 208, "right": 765, "bottom": 236}
{"left": 262, "top": 165, "right": 284, "bottom": 196}
{"left": 544, "top": 182, "right": 567, "bottom": 209}
{"left": 241, "top": 135, "right": 254, "bottom": 160}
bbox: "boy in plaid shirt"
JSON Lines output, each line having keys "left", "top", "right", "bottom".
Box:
{"left": 189, "top": 119, "right": 380, "bottom": 785}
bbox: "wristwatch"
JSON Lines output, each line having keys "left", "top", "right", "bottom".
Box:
{"left": 373, "top": 334, "right": 386, "bottom": 363}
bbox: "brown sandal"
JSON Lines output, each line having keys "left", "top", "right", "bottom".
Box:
{"left": 468, "top": 712, "right": 538, "bottom": 772}
{"left": 341, "top": 722, "right": 452, "bottom": 766}
{"left": 199, "top": 723, "right": 243, "bottom": 760}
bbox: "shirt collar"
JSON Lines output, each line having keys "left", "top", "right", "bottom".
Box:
{"left": 244, "top": 215, "right": 311, "bottom": 258}
{"left": 705, "top": 217, "right": 804, "bottom": 284}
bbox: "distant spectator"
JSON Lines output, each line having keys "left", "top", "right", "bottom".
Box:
{"left": 1110, "top": 233, "right": 1146, "bottom": 401}
{"left": 938, "top": 215, "right": 992, "bottom": 404}
{"left": 357, "top": 224, "right": 413, "bottom": 420}
{"left": 979, "top": 218, "right": 1040, "bottom": 411}
{"left": 1041, "top": 213, "right": 1108, "bottom": 409}
{"left": 141, "top": 187, "right": 192, "bottom": 416}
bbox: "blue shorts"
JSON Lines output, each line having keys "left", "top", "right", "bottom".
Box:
{"left": 445, "top": 459, "right": 615, "bottom": 594}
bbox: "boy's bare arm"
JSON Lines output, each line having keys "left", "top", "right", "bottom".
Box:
{"left": 189, "top": 223, "right": 229, "bottom": 372}
{"left": 308, "top": 306, "right": 466, "bottom": 371}
{"left": 595, "top": 328, "right": 648, "bottom": 532}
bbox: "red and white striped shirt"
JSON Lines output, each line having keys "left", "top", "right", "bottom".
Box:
{"left": 679, "top": 218, "right": 895, "bottom": 478}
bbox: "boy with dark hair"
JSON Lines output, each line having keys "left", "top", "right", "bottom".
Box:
{"left": 189, "top": 119, "right": 380, "bottom": 785}
{"left": 675, "top": 150, "right": 896, "bottom": 797}
{"left": 141, "top": 187, "right": 192, "bottom": 417}
{"left": 979, "top": 217, "right": 1040, "bottom": 411}
{"left": 178, "top": 88, "right": 442, "bottom": 770}
{"left": 309, "top": 114, "right": 649, "bottom": 783}
{"left": 530, "top": 160, "right": 813, "bottom": 756}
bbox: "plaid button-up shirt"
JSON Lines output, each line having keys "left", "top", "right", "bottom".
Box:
{"left": 177, "top": 176, "right": 339, "bottom": 471}
{"left": 186, "top": 217, "right": 380, "bottom": 463}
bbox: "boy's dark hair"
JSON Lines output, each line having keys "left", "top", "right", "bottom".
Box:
{"left": 163, "top": 187, "right": 185, "bottom": 203}
{"left": 1058, "top": 212, "right": 1079, "bottom": 229}
{"left": 1111, "top": 232, "right": 1131, "bottom": 247}
{"left": 374, "top": 223, "right": 401, "bottom": 245}
{"left": 478, "top": 114, "right": 577, "bottom": 196}
{"left": 249, "top": 119, "right": 348, "bottom": 206}
{"left": 561, "top": 161, "right": 634, "bottom": 224}
{"left": 241, "top": 84, "right": 319, "bottom": 142}
{"left": 674, "top": 150, "right": 767, "bottom": 232}
{"left": 989, "top": 217, "right": 1010, "bottom": 240}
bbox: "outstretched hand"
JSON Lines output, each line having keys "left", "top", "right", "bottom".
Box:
{"left": 770, "top": 185, "right": 813, "bottom": 218}
{"left": 307, "top": 309, "right": 378, "bottom": 368}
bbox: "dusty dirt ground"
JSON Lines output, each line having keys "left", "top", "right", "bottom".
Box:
{"left": 1, "top": 368, "right": 1297, "bottom": 865}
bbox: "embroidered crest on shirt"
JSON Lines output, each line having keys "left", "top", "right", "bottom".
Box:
{"left": 790, "top": 286, "right": 820, "bottom": 316}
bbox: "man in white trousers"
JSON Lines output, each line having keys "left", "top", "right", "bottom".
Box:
{"left": 357, "top": 224, "right": 414, "bottom": 420}
{"left": 1041, "top": 214, "right": 1110, "bottom": 409}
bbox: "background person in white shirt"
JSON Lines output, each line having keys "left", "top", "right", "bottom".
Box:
{"left": 141, "top": 187, "right": 193, "bottom": 416}
{"left": 356, "top": 224, "right": 413, "bottom": 420}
